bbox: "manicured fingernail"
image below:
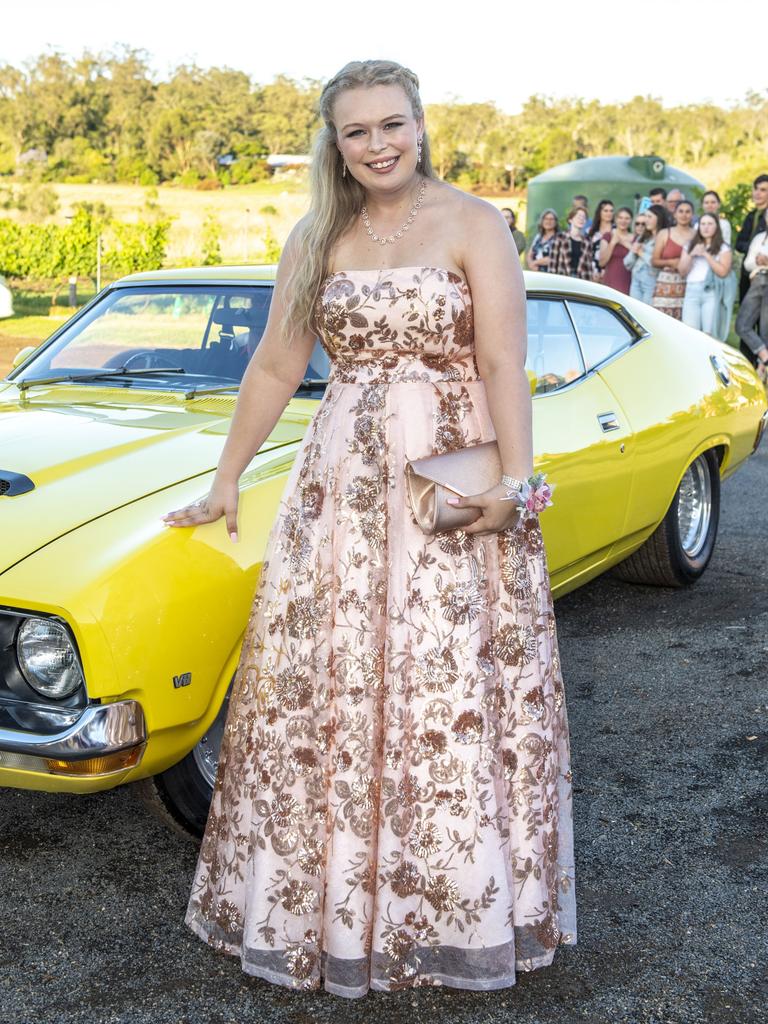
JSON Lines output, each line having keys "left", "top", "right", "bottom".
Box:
{"left": 446, "top": 498, "right": 459, "bottom": 505}
{"left": 230, "top": 532, "right": 239, "bottom": 543}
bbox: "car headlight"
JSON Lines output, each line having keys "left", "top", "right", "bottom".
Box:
{"left": 16, "top": 618, "right": 84, "bottom": 699}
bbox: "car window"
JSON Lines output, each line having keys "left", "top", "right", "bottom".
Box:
{"left": 566, "top": 300, "right": 634, "bottom": 370}
{"left": 525, "top": 298, "right": 586, "bottom": 394}
{"left": 17, "top": 284, "right": 323, "bottom": 394}
{"left": 45, "top": 287, "right": 273, "bottom": 376}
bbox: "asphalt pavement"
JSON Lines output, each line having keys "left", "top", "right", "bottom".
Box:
{"left": 1, "top": 446, "right": 766, "bottom": 1024}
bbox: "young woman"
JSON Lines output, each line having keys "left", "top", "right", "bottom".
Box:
{"left": 701, "top": 189, "right": 732, "bottom": 245}
{"left": 550, "top": 206, "right": 598, "bottom": 279}
{"left": 679, "top": 212, "right": 733, "bottom": 336}
{"left": 599, "top": 206, "right": 634, "bottom": 293}
{"left": 700, "top": 190, "right": 737, "bottom": 339}
{"left": 165, "top": 59, "right": 577, "bottom": 998}
{"left": 624, "top": 204, "right": 666, "bottom": 304}
{"left": 651, "top": 199, "right": 696, "bottom": 319}
{"left": 588, "top": 199, "right": 615, "bottom": 280}
{"left": 526, "top": 208, "right": 559, "bottom": 272}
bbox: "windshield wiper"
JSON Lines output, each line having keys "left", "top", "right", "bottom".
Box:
{"left": 16, "top": 366, "right": 187, "bottom": 392}
{"left": 183, "top": 378, "right": 329, "bottom": 401}
{"left": 184, "top": 383, "right": 240, "bottom": 400}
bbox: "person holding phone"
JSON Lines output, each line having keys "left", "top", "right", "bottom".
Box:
{"left": 624, "top": 205, "right": 666, "bottom": 304}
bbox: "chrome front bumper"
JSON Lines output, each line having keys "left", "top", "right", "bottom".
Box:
{"left": 0, "top": 699, "right": 146, "bottom": 762}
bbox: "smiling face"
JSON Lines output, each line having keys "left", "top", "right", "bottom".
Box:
{"left": 600, "top": 203, "right": 615, "bottom": 226}
{"left": 571, "top": 208, "right": 587, "bottom": 230}
{"left": 542, "top": 212, "right": 557, "bottom": 232}
{"left": 645, "top": 210, "right": 658, "bottom": 232}
{"left": 702, "top": 193, "right": 720, "bottom": 214}
{"left": 333, "top": 83, "right": 423, "bottom": 189}
{"left": 616, "top": 209, "right": 632, "bottom": 231}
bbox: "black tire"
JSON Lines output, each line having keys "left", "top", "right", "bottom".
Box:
{"left": 612, "top": 448, "right": 721, "bottom": 587}
{"left": 135, "top": 684, "right": 231, "bottom": 840}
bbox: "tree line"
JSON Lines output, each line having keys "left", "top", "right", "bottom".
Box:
{"left": 0, "top": 49, "right": 766, "bottom": 191}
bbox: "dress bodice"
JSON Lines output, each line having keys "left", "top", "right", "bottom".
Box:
{"left": 316, "top": 265, "right": 478, "bottom": 385}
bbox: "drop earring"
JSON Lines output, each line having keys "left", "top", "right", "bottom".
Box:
{"left": 417, "top": 137, "right": 423, "bottom": 165}
{"left": 342, "top": 160, "right": 347, "bottom": 178}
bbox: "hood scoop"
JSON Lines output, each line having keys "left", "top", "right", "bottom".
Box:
{"left": 0, "top": 470, "right": 35, "bottom": 496}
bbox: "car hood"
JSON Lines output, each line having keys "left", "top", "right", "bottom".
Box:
{"left": 0, "top": 384, "right": 311, "bottom": 573}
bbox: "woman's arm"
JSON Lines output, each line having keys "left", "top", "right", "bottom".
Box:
{"left": 678, "top": 245, "right": 694, "bottom": 276}
{"left": 163, "top": 221, "right": 318, "bottom": 537}
{"left": 598, "top": 234, "right": 612, "bottom": 268}
{"left": 525, "top": 236, "right": 540, "bottom": 270}
{"left": 743, "top": 233, "right": 766, "bottom": 274}
{"left": 705, "top": 246, "right": 732, "bottom": 278}
{"left": 447, "top": 200, "right": 532, "bottom": 535}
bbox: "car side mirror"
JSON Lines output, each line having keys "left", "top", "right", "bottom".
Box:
{"left": 12, "top": 345, "right": 37, "bottom": 369}
{"left": 526, "top": 368, "right": 537, "bottom": 396}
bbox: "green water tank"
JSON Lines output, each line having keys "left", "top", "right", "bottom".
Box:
{"left": 526, "top": 155, "right": 705, "bottom": 235}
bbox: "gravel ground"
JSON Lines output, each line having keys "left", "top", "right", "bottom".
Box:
{"left": 1, "top": 447, "right": 766, "bottom": 1024}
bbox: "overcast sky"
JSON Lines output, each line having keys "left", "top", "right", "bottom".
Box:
{"left": 2, "top": 0, "right": 759, "bottom": 112}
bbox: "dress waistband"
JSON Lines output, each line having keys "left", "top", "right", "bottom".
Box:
{"left": 327, "top": 354, "right": 482, "bottom": 388}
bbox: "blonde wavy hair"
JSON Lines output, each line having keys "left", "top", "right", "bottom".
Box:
{"left": 281, "top": 59, "right": 437, "bottom": 346}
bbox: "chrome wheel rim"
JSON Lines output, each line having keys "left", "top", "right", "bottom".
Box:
{"left": 676, "top": 457, "right": 712, "bottom": 559}
{"left": 192, "top": 688, "right": 230, "bottom": 789}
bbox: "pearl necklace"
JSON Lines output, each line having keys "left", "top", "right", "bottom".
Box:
{"left": 361, "top": 177, "right": 427, "bottom": 245}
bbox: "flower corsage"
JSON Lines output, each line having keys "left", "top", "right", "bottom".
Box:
{"left": 499, "top": 472, "right": 554, "bottom": 516}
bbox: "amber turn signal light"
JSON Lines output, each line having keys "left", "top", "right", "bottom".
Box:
{"left": 45, "top": 744, "right": 146, "bottom": 776}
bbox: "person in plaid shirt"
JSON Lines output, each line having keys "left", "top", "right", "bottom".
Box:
{"left": 549, "top": 208, "right": 599, "bottom": 280}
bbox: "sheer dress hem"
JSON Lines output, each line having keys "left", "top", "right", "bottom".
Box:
{"left": 186, "top": 907, "right": 576, "bottom": 999}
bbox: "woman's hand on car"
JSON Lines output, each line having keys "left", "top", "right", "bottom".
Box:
{"left": 162, "top": 477, "right": 240, "bottom": 541}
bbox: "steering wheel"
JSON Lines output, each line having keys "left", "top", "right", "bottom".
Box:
{"left": 121, "top": 351, "right": 180, "bottom": 371}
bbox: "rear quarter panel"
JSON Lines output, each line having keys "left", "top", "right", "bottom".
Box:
{"left": 597, "top": 301, "right": 766, "bottom": 542}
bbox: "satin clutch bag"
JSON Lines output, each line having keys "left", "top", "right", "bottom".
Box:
{"left": 405, "top": 439, "right": 502, "bottom": 534}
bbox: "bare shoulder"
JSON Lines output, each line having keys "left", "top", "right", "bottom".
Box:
{"left": 431, "top": 180, "right": 507, "bottom": 229}
{"left": 426, "top": 181, "right": 513, "bottom": 275}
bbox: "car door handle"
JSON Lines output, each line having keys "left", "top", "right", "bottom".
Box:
{"left": 598, "top": 412, "right": 621, "bottom": 432}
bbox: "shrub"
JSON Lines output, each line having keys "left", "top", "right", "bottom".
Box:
{"left": 178, "top": 169, "right": 202, "bottom": 188}
{"left": 0, "top": 207, "right": 170, "bottom": 281}
{"left": 105, "top": 219, "right": 171, "bottom": 275}
{"left": 200, "top": 213, "right": 222, "bottom": 266}
{"left": 259, "top": 226, "right": 282, "bottom": 263}
{"left": 721, "top": 183, "right": 752, "bottom": 231}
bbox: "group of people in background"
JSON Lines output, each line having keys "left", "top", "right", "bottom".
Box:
{"left": 512, "top": 175, "right": 768, "bottom": 380}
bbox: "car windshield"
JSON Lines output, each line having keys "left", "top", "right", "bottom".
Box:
{"left": 12, "top": 283, "right": 331, "bottom": 392}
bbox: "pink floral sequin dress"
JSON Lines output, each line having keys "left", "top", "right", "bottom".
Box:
{"left": 185, "top": 265, "right": 577, "bottom": 997}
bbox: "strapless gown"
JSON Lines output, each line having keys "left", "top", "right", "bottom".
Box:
{"left": 185, "top": 266, "right": 577, "bottom": 997}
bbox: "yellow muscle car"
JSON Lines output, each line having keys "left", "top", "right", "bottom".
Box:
{"left": 1, "top": 266, "right": 765, "bottom": 836}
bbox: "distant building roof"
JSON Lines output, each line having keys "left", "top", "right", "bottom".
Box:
{"left": 266, "top": 154, "right": 311, "bottom": 167}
